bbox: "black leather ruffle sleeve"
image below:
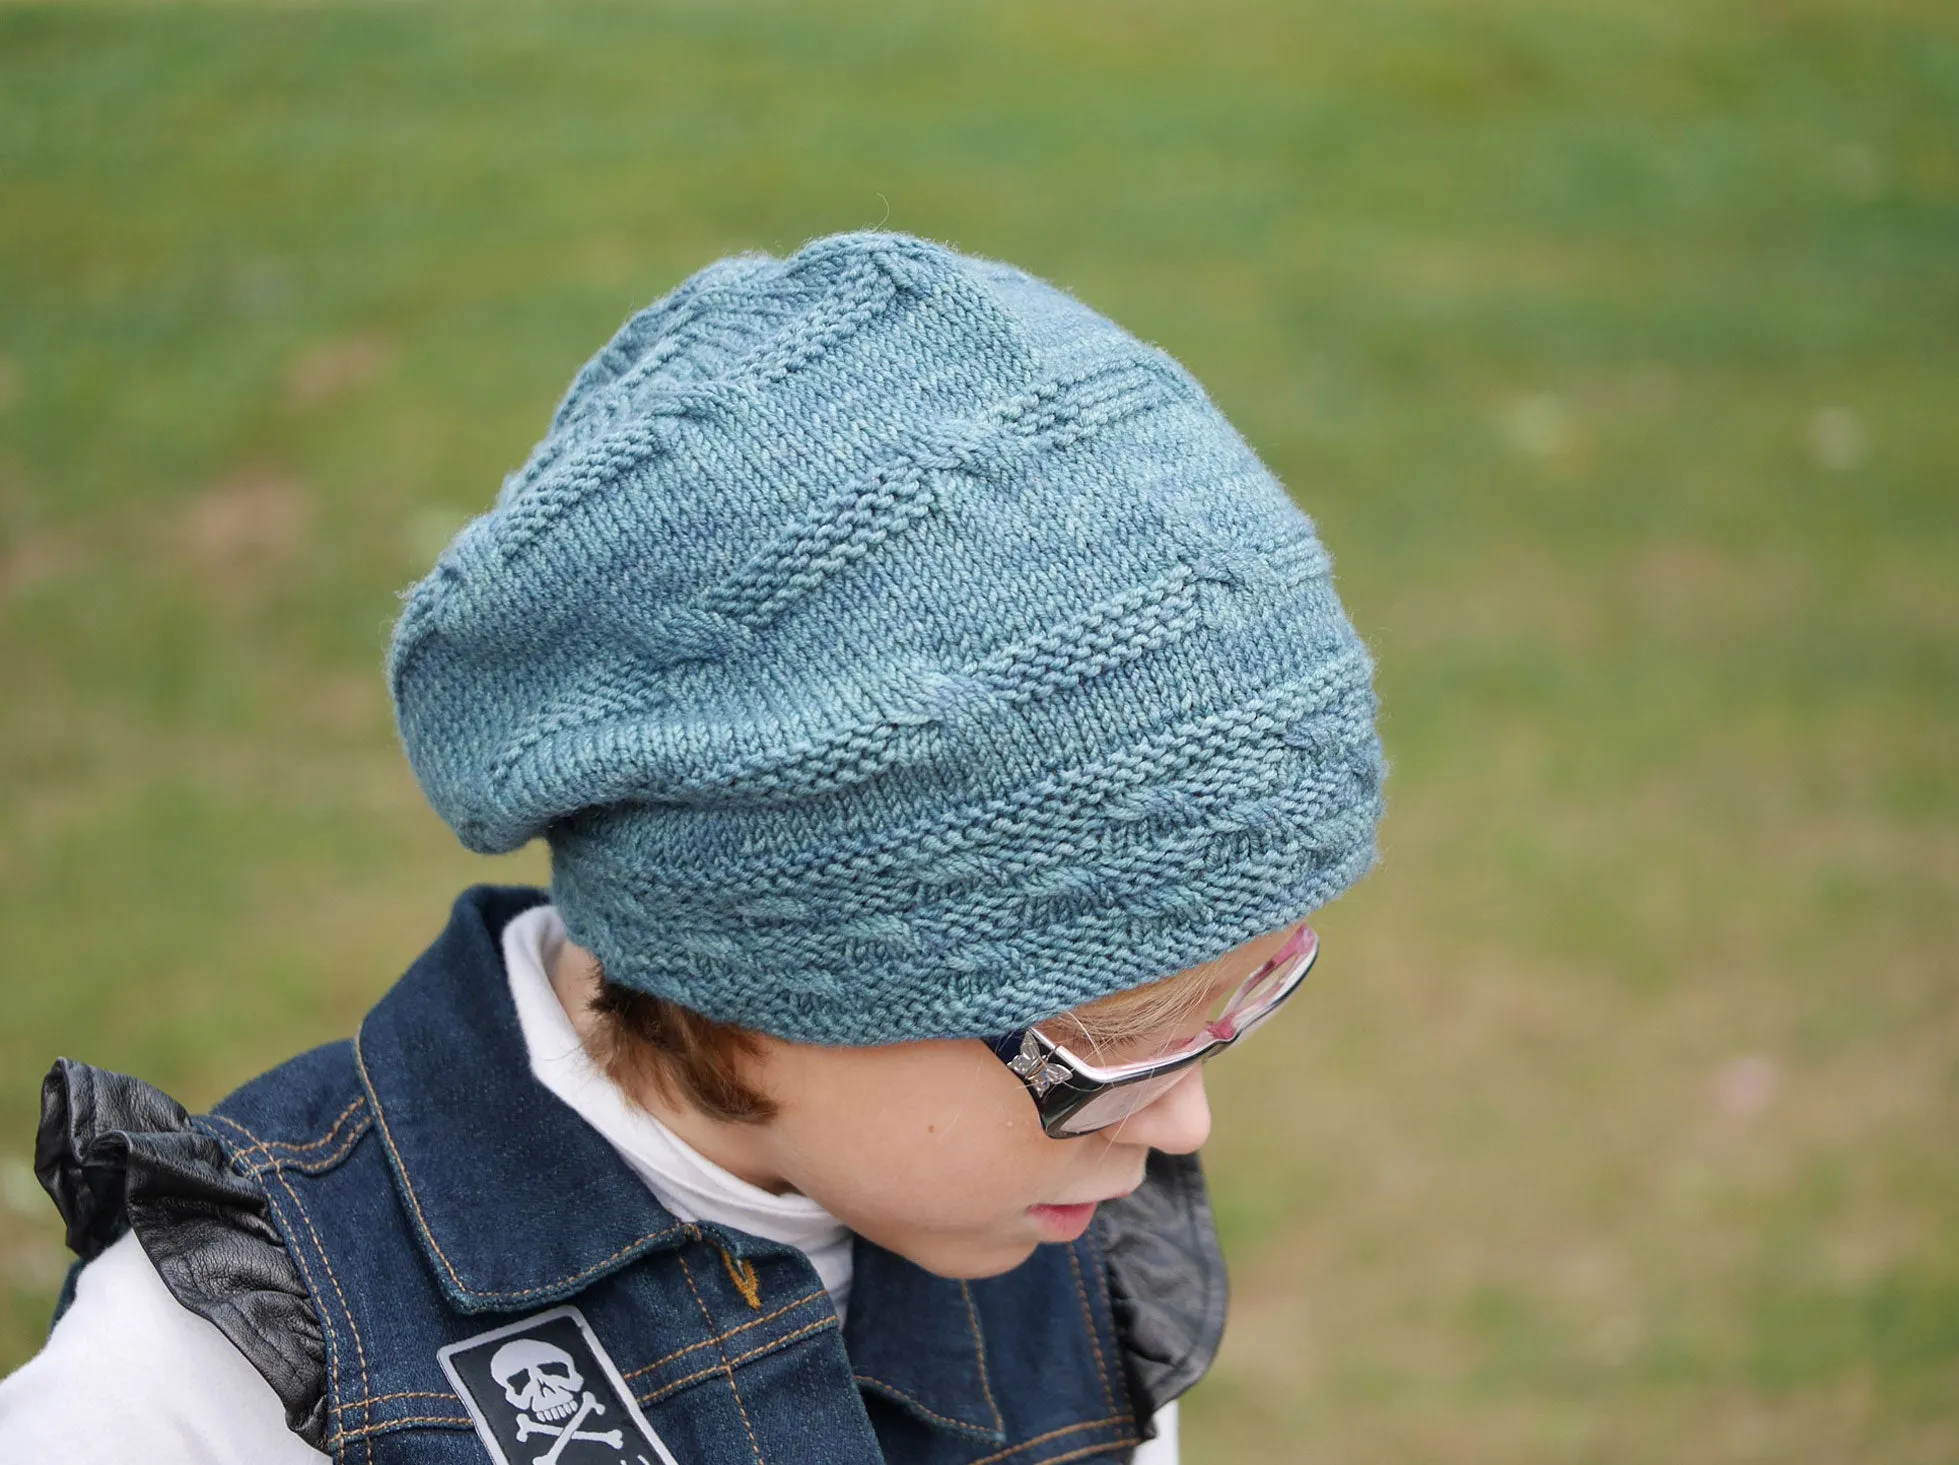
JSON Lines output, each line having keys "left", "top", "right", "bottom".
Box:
{"left": 1097, "top": 1147, "right": 1230, "bottom": 1434}
{"left": 35, "top": 1057, "right": 330, "bottom": 1451}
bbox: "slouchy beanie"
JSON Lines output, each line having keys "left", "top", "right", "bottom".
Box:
{"left": 389, "top": 231, "right": 1384, "bottom": 1045}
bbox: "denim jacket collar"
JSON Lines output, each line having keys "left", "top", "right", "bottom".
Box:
{"left": 350, "top": 884, "right": 1012, "bottom": 1444}
{"left": 352, "top": 884, "right": 695, "bottom": 1314}
{"left": 845, "top": 1241, "right": 1006, "bottom": 1441}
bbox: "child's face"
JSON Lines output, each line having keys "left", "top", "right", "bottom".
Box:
{"left": 738, "top": 923, "right": 1300, "bottom": 1279}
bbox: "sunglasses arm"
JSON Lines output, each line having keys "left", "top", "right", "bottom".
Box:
{"left": 987, "top": 1028, "right": 1077, "bottom": 1098}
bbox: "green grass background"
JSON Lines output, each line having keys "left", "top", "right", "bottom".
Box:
{"left": 2, "top": 2, "right": 1955, "bottom": 1459}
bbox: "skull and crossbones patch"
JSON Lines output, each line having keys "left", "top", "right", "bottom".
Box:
{"left": 439, "top": 1306, "right": 680, "bottom": 1465}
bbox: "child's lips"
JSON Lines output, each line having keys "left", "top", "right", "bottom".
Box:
{"left": 1028, "top": 1177, "right": 1142, "bottom": 1239}
{"left": 1027, "top": 1202, "right": 1100, "bottom": 1240}
{"left": 1029, "top": 1183, "right": 1139, "bottom": 1241}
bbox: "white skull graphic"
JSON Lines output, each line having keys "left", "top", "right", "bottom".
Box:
{"left": 490, "top": 1337, "right": 584, "bottom": 1422}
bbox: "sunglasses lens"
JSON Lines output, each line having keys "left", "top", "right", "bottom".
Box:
{"left": 1052, "top": 1070, "right": 1186, "bottom": 1136}
{"left": 1213, "top": 926, "right": 1316, "bottom": 1038}
{"left": 1036, "top": 925, "right": 1318, "bottom": 1136}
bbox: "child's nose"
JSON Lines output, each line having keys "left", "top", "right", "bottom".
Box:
{"left": 1113, "top": 1068, "right": 1212, "bottom": 1154}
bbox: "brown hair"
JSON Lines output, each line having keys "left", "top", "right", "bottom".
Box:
{"left": 585, "top": 978, "right": 779, "bottom": 1125}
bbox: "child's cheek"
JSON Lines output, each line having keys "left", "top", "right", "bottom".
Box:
{"left": 790, "top": 1110, "right": 1062, "bottom": 1238}
{"left": 774, "top": 1041, "right": 1070, "bottom": 1232}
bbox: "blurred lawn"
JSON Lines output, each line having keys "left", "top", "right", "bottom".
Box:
{"left": 2, "top": 1, "right": 1955, "bottom": 1459}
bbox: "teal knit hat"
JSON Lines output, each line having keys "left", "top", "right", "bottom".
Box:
{"left": 389, "top": 231, "right": 1384, "bottom": 1044}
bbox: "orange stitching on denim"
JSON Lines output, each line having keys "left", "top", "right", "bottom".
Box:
{"left": 1024, "top": 1438, "right": 1142, "bottom": 1465}
{"left": 1066, "top": 1242, "right": 1116, "bottom": 1416}
{"left": 720, "top": 1246, "right": 763, "bottom": 1309}
{"left": 353, "top": 1033, "right": 687, "bottom": 1302}
{"left": 635, "top": 1319, "right": 839, "bottom": 1408}
{"left": 676, "top": 1250, "right": 767, "bottom": 1464}
{"left": 850, "top": 1375, "right": 1001, "bottom": 1439}
{"left": 326, "top": 1412, "right": 473, "bottom": 1444}
{"left": 350, "top": 1038, "right": 471, "bottom": 1298}
{"left": 959, "top": 1279, "right": 1007, "bottom": 1436}
{"left": 280, "top": 1114, "right": 372, "bottom": 1174}
{"left": 966, "top": 1415, "right": 1135, "bottom": 1465}
{"left": 215, "top": 1094, "right": 365, "bottom": 1167}
{"left": 209, "top": 1111, "right": 377, "bottom": 1465}
{"left": 232, "top": 1114, "right": 373, "bottom": 1179}
{"left": 272, "top": 1162, "right": 377, "bottom": 1465}
{"left": 724, "top": 1318, "right": 835, "bottom": 1371}
{"left": 636, "top": 1359, "right": 723, "bottom": 1405}
{"left": 620, "top": 1289, "right": 830, "bottom": 1380}
{"left": 258, "top": 1096, "right": 367, "bottom": 1154}
{"left": 330, "top": 1389, "right": 461, "bottom": 1413}
{"left": 206, "top": 1097, "right": 369, "bottom": 1176}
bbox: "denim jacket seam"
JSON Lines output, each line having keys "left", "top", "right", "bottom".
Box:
{"left": 226, "top": 1114, "right": 374, "bottom": 1179}
{"left": 328, "top": 1412, "right": 475, "bottom": 1444}
{"left": 1065, "top": 1238, "right": 1117, "bottom": 1418}
{"left": 330, "top": 1389, "right": 462, "bottom": 1413}
{"left": 206, "top": 1110, "right": 376, "bottom": 1465}
{"left": 227, "top": 1095, "right": 369, "bottom": 1163}
{"left": 353, "top": 1030, "right": 689, "bottom": 1304}
{"left": 192, "top": 1098, "right": 372, "bottom": 1177}
{"left": 619, "top": 1287, "right": 832, "bottom": 1380}
{"left": 1025, "top": 1439, "right": 1142, "bottom": 1465}
{"left": 966, "top": 1414, "right": 1138, "bottom": 1465}
{"left": 635, "top": 1316, "right": 841, "bottom": 1409}
{"left": 958, "top": 1279, "right": 1008, "bottom": 1437}
{"left": 675, "top": 1248, "right": 768, "bottom": 1464}
{"left": 849, "top": 1375, "right": 1002, "bottom": 1440}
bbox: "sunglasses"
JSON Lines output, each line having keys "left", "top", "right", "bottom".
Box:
{"left": 986, "top": 923, "right": 1318, "bottom": 1138}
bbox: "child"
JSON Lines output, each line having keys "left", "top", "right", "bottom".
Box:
{"left": 0, "top": 231, "right": 1383, "bottom": 1464}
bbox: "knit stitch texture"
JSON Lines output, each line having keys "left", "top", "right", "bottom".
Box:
{"left": 389, "top": 231, "right": 1385, "bottom": 1044}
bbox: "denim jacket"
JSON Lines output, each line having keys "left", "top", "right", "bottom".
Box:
{"left": 36, "top": 886, "right": 1227, "bottom": 1465}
